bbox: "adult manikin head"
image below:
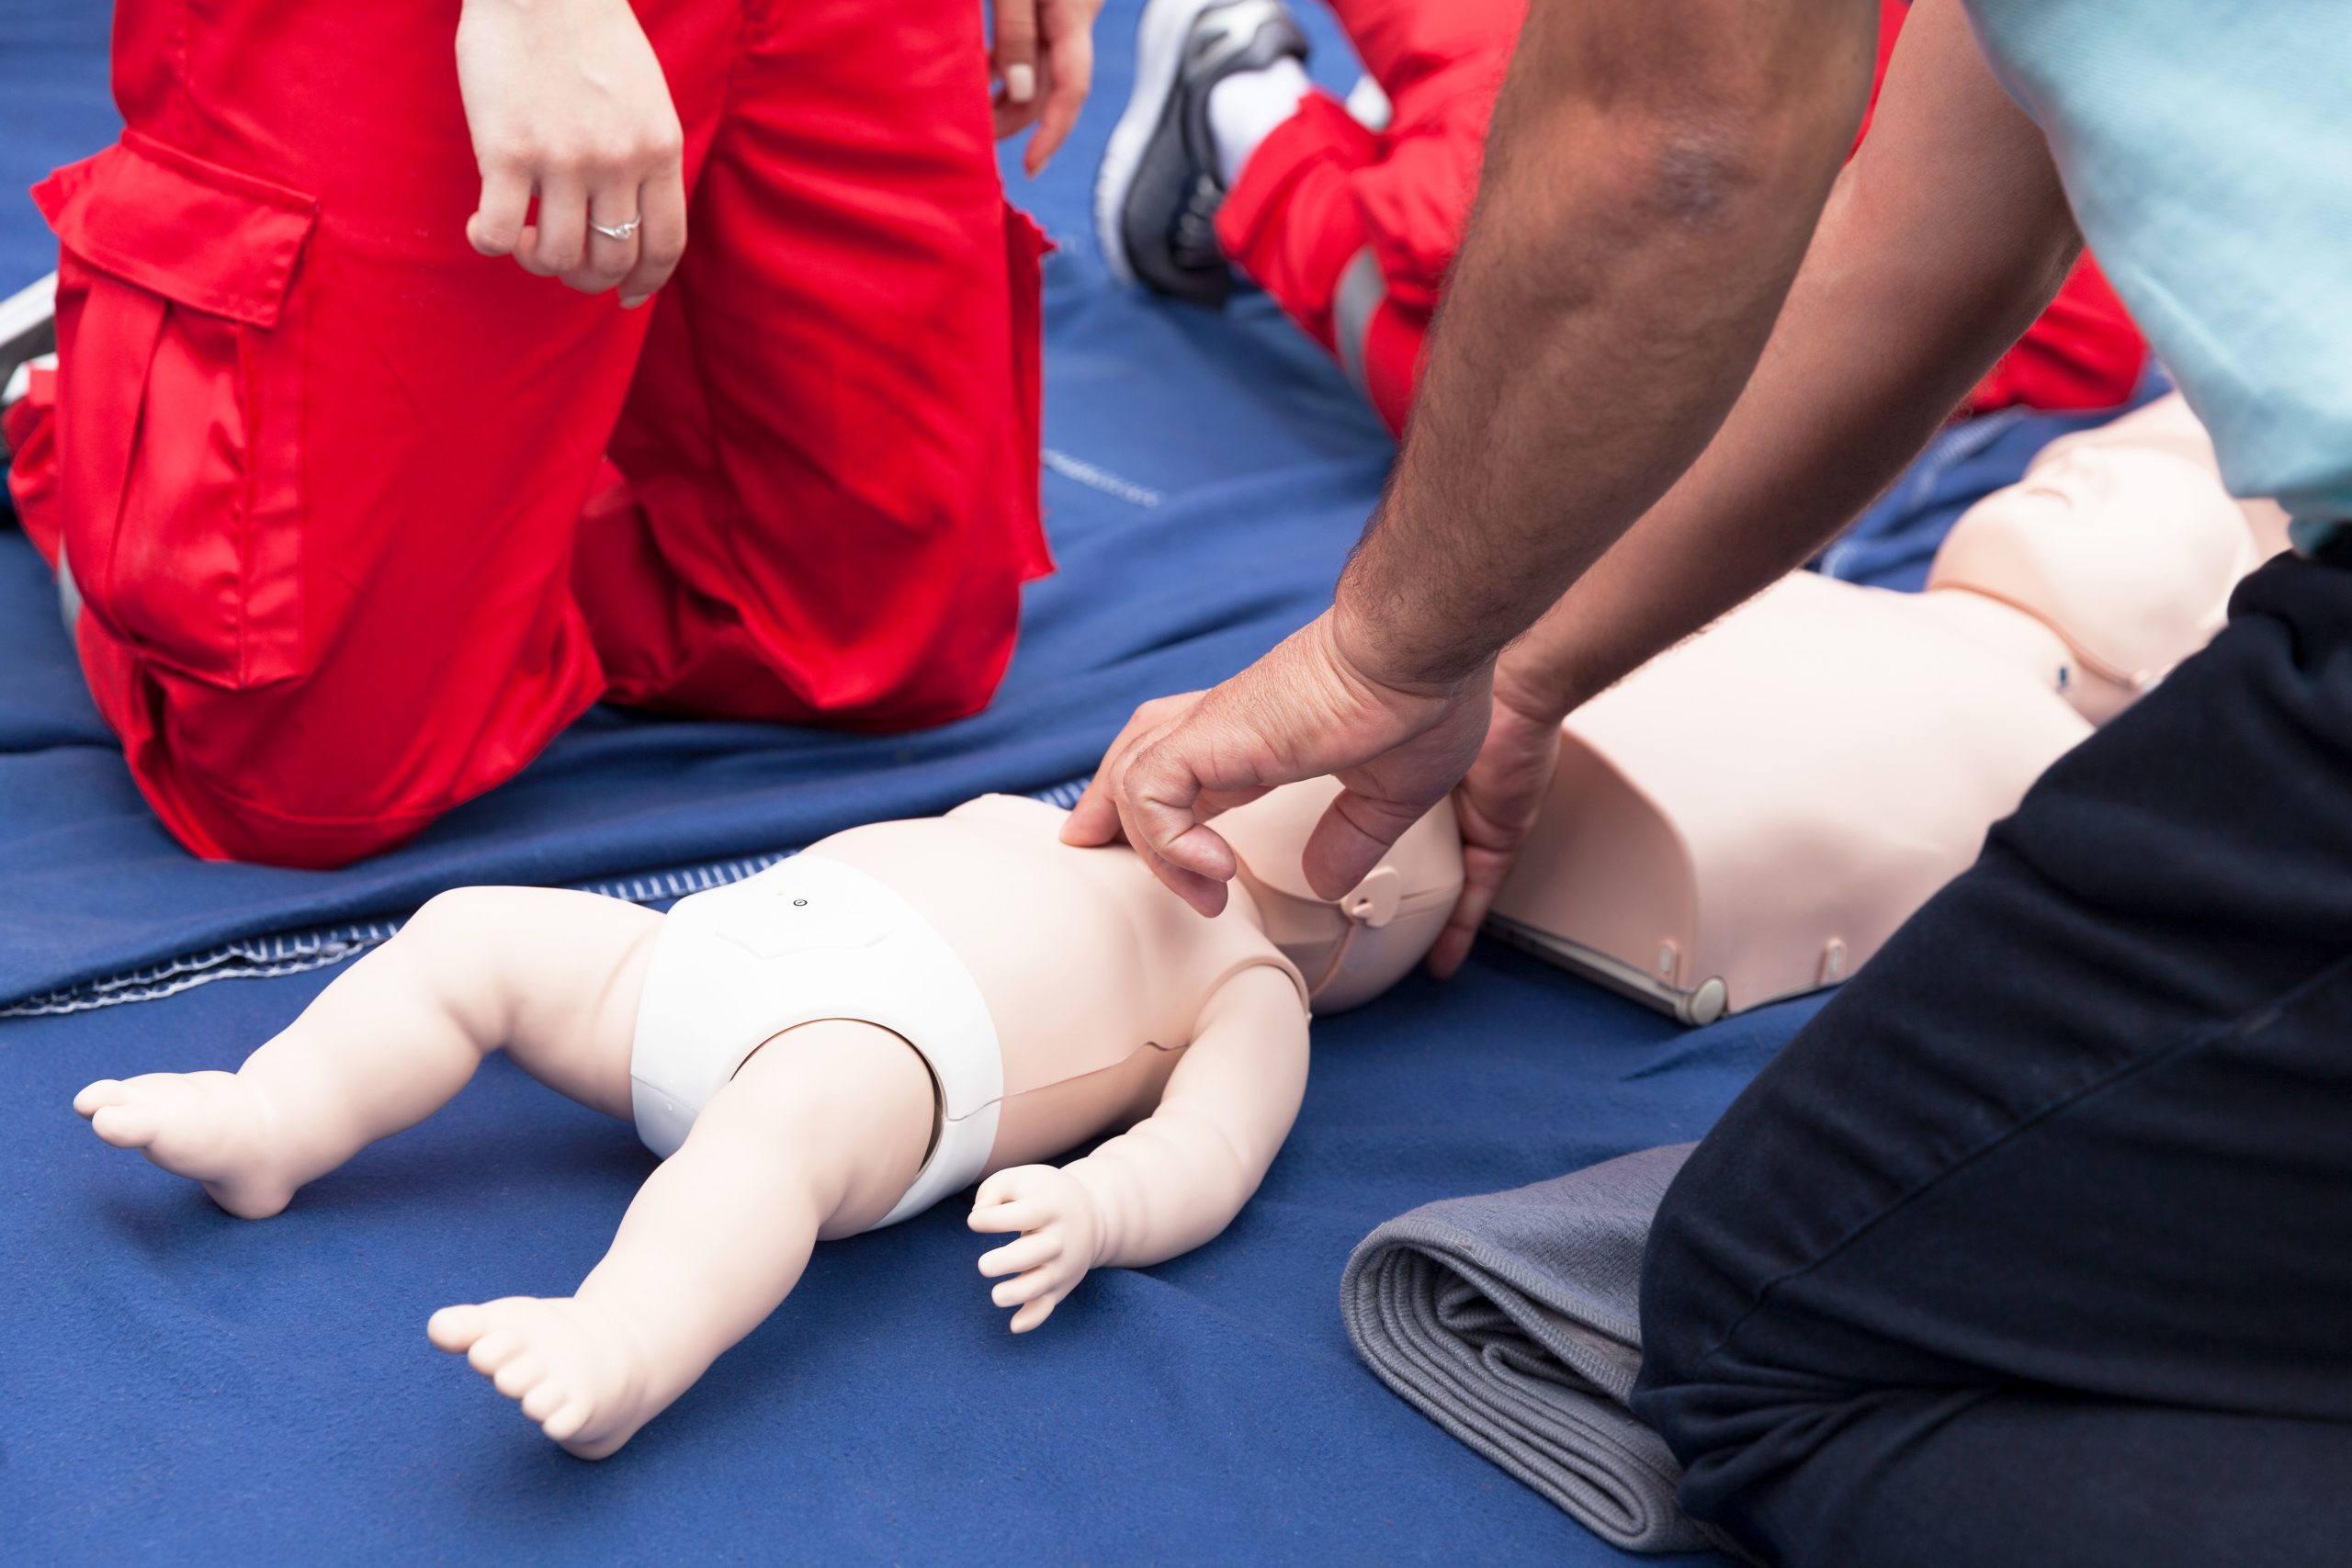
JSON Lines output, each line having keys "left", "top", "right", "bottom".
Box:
{"left": 1928, "top": 395, "right": 2267, "bottom": 725}
{"left": 1215, "top": 779, "right": 1464, "bottom": 1012}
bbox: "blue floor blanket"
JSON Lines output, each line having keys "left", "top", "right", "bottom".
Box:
{"left": 1, "top": 4, "right": 2125, "bottom": 1562}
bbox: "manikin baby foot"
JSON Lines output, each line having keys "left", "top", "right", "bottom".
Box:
{"left": 428, "top": 1297, "right": 664, "bottom": 1461}
{"left": 74, "top": 1072, "right": 307, "bottom": 1219}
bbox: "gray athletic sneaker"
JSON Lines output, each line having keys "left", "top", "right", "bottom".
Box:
{"left": 1093, "top": 0, "right": 1309, "bottom": 307}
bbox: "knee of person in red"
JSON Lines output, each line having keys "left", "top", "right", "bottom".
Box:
{"left": 1216, "top": 0, "right": 2143, "bottom": 434}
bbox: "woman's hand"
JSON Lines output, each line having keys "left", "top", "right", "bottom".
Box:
{"left": 456, "top": 0, "right": 688, "bottom": 307}
{"left": 991, "top": 0, "right": 1107, "bottom": 175}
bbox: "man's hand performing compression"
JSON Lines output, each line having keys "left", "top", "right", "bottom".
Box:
{"left": 1058, "top": 612, "right": 1492, "bottom": 918}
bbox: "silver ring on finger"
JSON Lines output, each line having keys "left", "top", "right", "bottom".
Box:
{"left": 589, "top": 214, "right": 642, "bottom": 241}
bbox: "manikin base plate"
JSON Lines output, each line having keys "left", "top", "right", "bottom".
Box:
{"left": 1482, "top": 914, "right": 1830, "bottom": 1028}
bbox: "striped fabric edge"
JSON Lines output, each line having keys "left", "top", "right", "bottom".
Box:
{"left": 1, "top": 776, "right": 1094, "bottom": 1021}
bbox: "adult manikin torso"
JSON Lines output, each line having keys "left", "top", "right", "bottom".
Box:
{"left": 1489, "top": 395, "right": 2283, "bottom": 1021}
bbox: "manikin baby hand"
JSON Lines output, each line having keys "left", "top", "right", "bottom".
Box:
{"left": 968, "top": 1165, "right": 1102, "bottom": 1333}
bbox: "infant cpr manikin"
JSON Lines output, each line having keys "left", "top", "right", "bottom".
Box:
{"left": 72, "top": 780, "right": 1461, "bottom": 1458}
{"left": 1488, "top": 395, "right": 2284, "bottom": 1022}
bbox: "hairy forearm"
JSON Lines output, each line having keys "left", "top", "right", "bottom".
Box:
{"left": 1497, "top": 0, "right": 2084, "bottom": 718}
{"left": 1501, "top": 193, "right": 2078, "bottom": 717}
{"left": 1333, "top": 0, "right": 1879, "bottom": 689}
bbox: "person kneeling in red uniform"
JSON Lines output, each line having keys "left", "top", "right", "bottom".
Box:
{"left": 5, "top": 0, "right": 1107, "bottom": 868}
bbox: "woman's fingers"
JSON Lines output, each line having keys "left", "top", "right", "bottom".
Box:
{"left": 568, "top": 178, "right": 642, "bottom": 295}
{"left": 620, "top": 164, "right": 689, "bottom": 307}
{"left": 522, "top": 174, "right": 588, "bottom": 277}
{"left": 995, "top": 97, "right": 1046, "bottom": 141}
{"left": 1025, "top": 23, "right": 1096, "bottom": 174}
{"left": 468, "top": 159, "right": 533, "bottom": 259}
{"left": 454, "top": 0, "right": 689, "bottom": 288}
{"left": 993, "top": 0, "right": 1043, "bottom": 139}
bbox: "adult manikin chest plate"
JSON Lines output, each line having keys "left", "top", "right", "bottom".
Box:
{"left": 1487, "top": 573, "right": 2092, "bottom": 1022}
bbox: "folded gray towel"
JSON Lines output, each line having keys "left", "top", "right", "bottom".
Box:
{"left": 1340, "top": 1144, "right": 1725, "bottom": 1556}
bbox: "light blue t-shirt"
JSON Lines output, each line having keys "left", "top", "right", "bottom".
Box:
{"left": 1962, "top": 0, "right": 2352, "bottom": 532}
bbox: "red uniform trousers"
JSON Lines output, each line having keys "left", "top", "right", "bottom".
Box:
{"left": 1215, "top": 0, "right": 2145, "bottom": 435}
{"left": 5, "top": 0, "right": 1050, "bottom": 868}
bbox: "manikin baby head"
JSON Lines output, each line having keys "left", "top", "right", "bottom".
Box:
{"left": 1927, "top": 397, "right": 2268, "bottom": 726}
{"left": 1213, "top": 779, "right": 1464, "bottom": 1013}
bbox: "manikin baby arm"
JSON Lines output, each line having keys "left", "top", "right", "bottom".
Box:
{"left": 967, "top": 964, "right": 1311, "bottom": 1331}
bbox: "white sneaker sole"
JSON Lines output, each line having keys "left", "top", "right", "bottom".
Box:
{"left": 1, "top": 272, "right": 58, "bottom": 411}
{"left": 1093, "top": 0, "right": 1226, "bottom": 287}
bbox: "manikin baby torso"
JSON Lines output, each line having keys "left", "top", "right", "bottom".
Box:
{"left": 812, "top": 793, "right": 1304, "bottom": 1171}
{"left": 629, "top": 773, "right": 1464, "bottom": 1230}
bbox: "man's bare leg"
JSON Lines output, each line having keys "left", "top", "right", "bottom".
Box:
{"left": 73, "top": 887, "right": 658, "bottom": 1217}
{"left": 428, "top": 1018, "right": 934, "bottom": 1458}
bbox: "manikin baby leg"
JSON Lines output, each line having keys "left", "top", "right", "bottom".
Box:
{"left": 429, "top": 1018, "right": 933, "bottom": 1458}
{"left": 74, "top": 887, "right": 659, "bottom": 1218}
{"left": 74, "top": 885, "right": 936, "bottom": 1459}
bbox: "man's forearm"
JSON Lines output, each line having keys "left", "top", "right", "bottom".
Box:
{"left": 1332, "top": 0, "right": 1881, "bottom": 689}
{"left": 1497, "top": 0, "right": 2086, "bottom": 719}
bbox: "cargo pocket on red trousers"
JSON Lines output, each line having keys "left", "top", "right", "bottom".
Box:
{"left": 34, "top": 132, "right": 319, "bottom": 690}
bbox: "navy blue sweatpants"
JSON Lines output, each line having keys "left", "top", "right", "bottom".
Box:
{"left": 1634, "top": 552, "right": 2352, "bottom": 1568}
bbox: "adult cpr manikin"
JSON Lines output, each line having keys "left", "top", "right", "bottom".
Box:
{"left": 1489, "top": 395, "right": 2285, "bottom": 1021}
{"left": 72, "top": 780, "right": 1462, "bottom": 1458}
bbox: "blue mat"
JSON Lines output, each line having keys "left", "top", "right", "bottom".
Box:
{"left": 1, "top": 4, "right": 2112, "bottom": 1562}
{"left": 0, "top": 5, "right": 114, "bottom": 288}
{"left": 2, "top": 923, "right": 1820, "bottom": 1565}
